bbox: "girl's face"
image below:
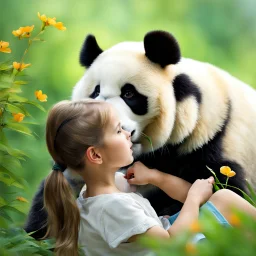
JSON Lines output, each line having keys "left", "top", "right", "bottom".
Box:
{"left": 100, "top": 107, "right": 134, "bottom": 168}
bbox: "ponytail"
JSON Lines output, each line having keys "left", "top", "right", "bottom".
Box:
{"left": 44, "top": 169, "right": 80, "bottom": 256}
{"left": 43, "top": 99, "right": 111, "bottom": 255}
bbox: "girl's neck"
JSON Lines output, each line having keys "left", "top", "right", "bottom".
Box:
{"left": 82, "top": 166, "right": 122, "bottom": 198}
{"left": 84, "top": 184, "right": 122, "bottom": 198}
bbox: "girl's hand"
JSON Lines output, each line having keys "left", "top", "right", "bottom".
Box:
{"left": 187, "top": 177, "right": 214, "bottom": 206}
{"left": 124, "top": 161, "right": 158, "bottom": 185}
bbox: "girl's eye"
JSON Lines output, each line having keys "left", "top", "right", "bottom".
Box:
{"left": 117, "top": 129, "right": 122, "bottom": 134}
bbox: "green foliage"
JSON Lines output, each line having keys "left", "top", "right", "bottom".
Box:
{"left": 139, "top": 210, "right": 256, "bottom": 256}
{"left": 207, "top": 166, "right": 256, "bottom": 207}
{"left": 0, "top": 11, "right": 63, "bottom": 255}
{"left": 1, "top": 0, "right": 256, "bottom": 255}
{"left": 0, "top": 228, "right": 54, "bottom": 256}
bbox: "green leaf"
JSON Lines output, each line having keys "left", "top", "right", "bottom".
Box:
{"left": 141, "top": 132, "right": 154, "bottom": 154}
{"left": 213, "top": 183, "right": 220, "bottom": 191}
{"left": 0, "top": 87, "right": 23, "bottom": 99}
{"left": 4, "top": 122, "right": 33, "bottom": 136}
{"left": 0, "top": 208, "right": 13, "bottom": 222}
{"left": 18, "top": 121, "right": 38, "bottom": 125}
{"left": 5, "top": 102, "right": 31, "bottom": 116}
{"left": 246, "top": 179, "right": 256, "bottom": 202}
{"left": 217, "top": 183, "right": 256, "bottom": 207}
{"left": 14, "top": 80, "right": 28, "bottom": 85}
{"left": 0, "top": 154, "right": 22, "bottom": 170}
{"left": 1, "top": 205, "right": 26, "bottom": 217}
{"left": 0, "top": 63, "right": 13, "bottom": 71}
{"left": 0, "top": 168, "right": 25, "bottom": 189}
{"left": 23, "top": 100, "right": 46, "bottom": 112}
{"left": 0, "top": 196, "right": 7, "bottom": 207}
{"left": 0, "top": 142, "right": 29, "bottom": 159}
{"left": 6, "top": 94, "right": 27, "bottom": 102}
{"left": 0, "top": 172, "right": 24, "bottom": 188}
{"left": 206, "top": 165, "right": 224, "bottom": 189}
{"left": 0, "top": 81, "right": 12, "bottom": 89}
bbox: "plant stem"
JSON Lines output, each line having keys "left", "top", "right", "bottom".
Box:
{"left": 225, "top": 177, "right": 229, "bottom": 188}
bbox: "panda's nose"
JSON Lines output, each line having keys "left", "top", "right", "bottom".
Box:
{"left": 122, "top": 126, "right": 135, "bottom": 136}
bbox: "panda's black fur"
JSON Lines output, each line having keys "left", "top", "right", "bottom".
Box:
{"left": 25, "top": 30, "right": 256, "bottom": 238}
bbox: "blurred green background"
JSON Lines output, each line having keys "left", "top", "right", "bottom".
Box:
{"left": 1, "top": 0, "right": 256, "bottom": 226}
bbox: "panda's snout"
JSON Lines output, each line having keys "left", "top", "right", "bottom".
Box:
{"left": 122, "top": 126, "right": 136, "bottom": 140}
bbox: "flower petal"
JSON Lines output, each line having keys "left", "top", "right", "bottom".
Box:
{"left": 13, "top": 113, "right": 25, "bottom": 122}
{"left": 54, "top": 22, "right": 66, "bottom": 30}
{"left": 0, "top": 47, "right": 11, "bottom": 53}
{"left": 13, "top": 62, "right": 21, "bottom": 70}
{"left": 228, "top": 171, "right": 236, "bottom": 177}
{"left": 220, "top": 166, "right": 231, "bottom": 176}
{"left": 48, "top": 17, "right": 57, "bottom": 25}
{"left": 35, "top": 90, "right": 42, "bottom": 98}
{"left": 39, "top": 94, "right": 47, "bottom": 102}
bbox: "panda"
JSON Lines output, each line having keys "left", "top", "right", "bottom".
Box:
{"left": 25, "top": 30, "right": 256, "bottom": 238}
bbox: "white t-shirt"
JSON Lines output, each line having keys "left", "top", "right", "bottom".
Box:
{"left": 77, "top": 191, "right": 163, "bottom": 256}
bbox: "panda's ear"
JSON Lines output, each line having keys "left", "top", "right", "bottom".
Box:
{"left": 144, "top": 31, "right": 181, "bottom": 67}
{"left": 80, "top": 35, "right": 103, "bottom": 68}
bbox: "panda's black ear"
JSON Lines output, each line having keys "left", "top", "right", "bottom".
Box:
{"left": 80, "top": 35, "right": 103, "bottom": 68}
{"left": 144, "top": 31, "right": 181, "bottom": 68}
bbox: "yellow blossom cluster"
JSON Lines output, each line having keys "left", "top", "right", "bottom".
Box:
{"left": 0, "top": 12, "right": 65, "bottom": 125}
{"left": 12, "top": 25, "right": 34, "bottom": 39}
{"left": 13, "top": 62, "right": 31, "bottom": 71}
{"left": 38, "top": 12, "right": 66, "bottom": 30}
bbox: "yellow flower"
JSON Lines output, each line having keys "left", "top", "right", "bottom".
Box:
{"left": 12, "top": 29, "right": 23, "bottom": 37}
{"left": 38, "top": 12, "right": 66, "bottom": 30}
{"left": 185, "top": 242, "right": 197, "bottom": 254}
{"left": 38, "top": 12, "right": 56, "bottom": 26}
{"left": 13, "top": 62, "right": 31, "bottom": 71}
{"left": 35, "top": 90, "right": 47, "bottom": 102}
{"left": 0, "top": 41, "right": 11, "bottom": 53}
{"left": 12, "top": 113, "right": 25, "bottom": 122}
{"left": 227, "top": 213, "right": 241, "bottom": 227}
{"left": 16, "top": 196, "right": 28, "bottom": 203}
{"left": 220, "top": 166, "right": 236, "bottom": 177}
{"left": 12, "top": 25, "right": 34, "bottom": 39}
{"left": 54, "top": 22, "right": 66, "bottom": 31}
{"left": 190, "top": 220, "right": 201, "bottom": 233}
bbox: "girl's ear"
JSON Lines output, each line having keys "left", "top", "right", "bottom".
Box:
{"left": 86, "top": 147, "right": 103, "bottom": 164}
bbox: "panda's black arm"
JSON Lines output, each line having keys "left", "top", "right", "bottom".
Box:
{"left": 24, "top": 179, "right": 48, "bottom": 239}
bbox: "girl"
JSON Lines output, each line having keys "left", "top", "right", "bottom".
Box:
{"left": 44, "top": 99, "right": 256, "bottom": 256}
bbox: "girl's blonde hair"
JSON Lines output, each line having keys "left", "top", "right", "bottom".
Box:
{"left": 44, "top": 99, "right": 110, "bottom": 256}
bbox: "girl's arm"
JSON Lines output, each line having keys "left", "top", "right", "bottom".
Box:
{"left": 125, "top": 161, "right": 191, "bottom": 203}
{"left": 127, "top": 178, "right": 214, "bottom": 241}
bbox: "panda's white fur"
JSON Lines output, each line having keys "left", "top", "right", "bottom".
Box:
{"left": 73, "top": 35, "right": 256, "bottom": 188}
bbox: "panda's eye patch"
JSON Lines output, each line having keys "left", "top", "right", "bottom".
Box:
{"left": 121, "top": 83, "right": 148, "bottom": 115}
{"left": 89, "top": 85, "right": 100, "bottom": 99}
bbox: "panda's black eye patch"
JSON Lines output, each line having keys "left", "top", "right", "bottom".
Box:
{"left": 121, "top": 84, "right": 148, "bottom": 115}
{"left": 89, "top": 85, "right": 100, "bottom": 99}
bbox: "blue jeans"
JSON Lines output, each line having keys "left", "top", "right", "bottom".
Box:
{"left": 168, "top": 201, "right": 230, "bottom": 242}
